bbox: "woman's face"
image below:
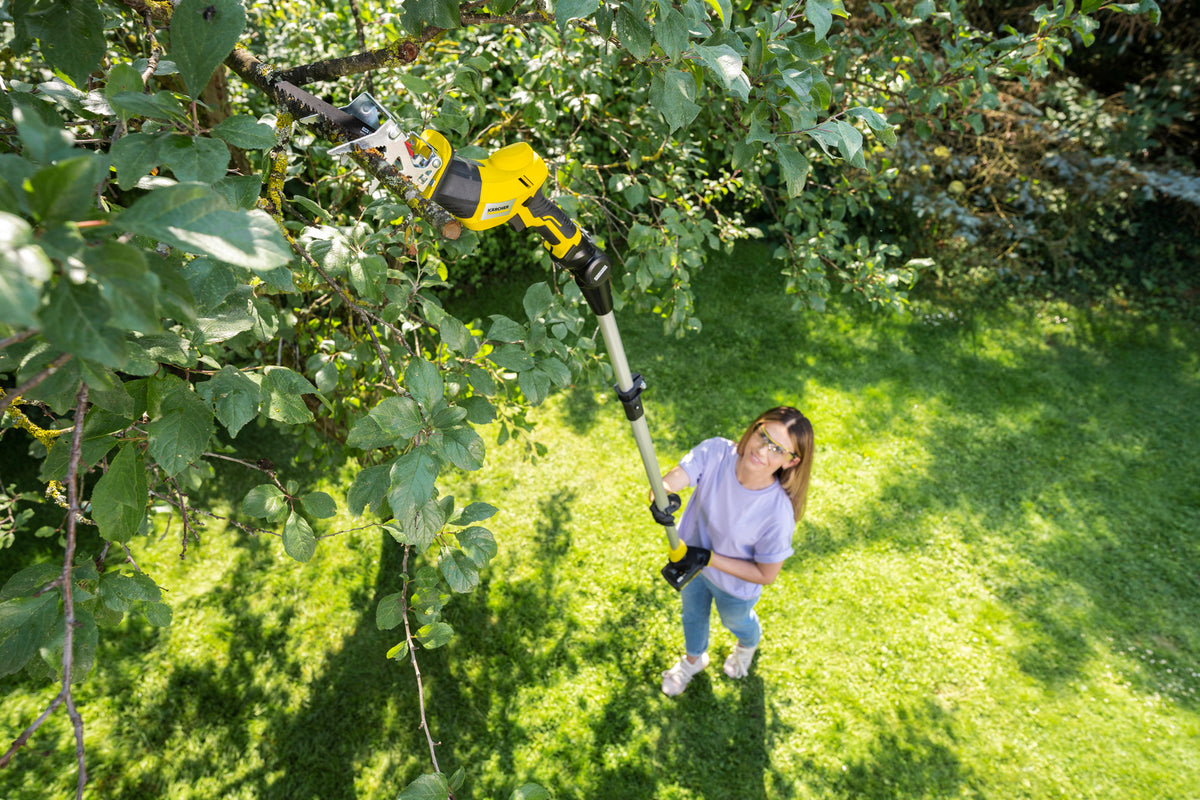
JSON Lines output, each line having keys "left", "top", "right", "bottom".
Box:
{"left": 744, "top": 420, "right": 799, "bottom": 472}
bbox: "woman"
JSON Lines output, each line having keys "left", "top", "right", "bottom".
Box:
{"left": 657, "top": 406, "right": 814, "bottom": 696}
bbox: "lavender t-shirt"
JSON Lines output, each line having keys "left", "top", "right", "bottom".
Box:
{"left": 677, "top": 437, "right": 796, "bottom": 600}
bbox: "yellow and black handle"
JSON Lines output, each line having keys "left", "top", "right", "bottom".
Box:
{"left": 414, "top": 130, "right": 613, "bottom": 316}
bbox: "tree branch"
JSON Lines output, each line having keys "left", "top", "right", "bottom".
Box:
{"left": 222, "top": 47, "right": 464, "bottom": 240}
{"left": 398, "top": 545, "right": 441, "bottom": 772}
{"left": 0, "top": 353, "right": 73, "bottom": 418}
{"left": 61, "top": 383, "right": 90, "bottom": 800}
{"left": 0, "top": 329, "right": 35, "bottom": 351}
{"left": 2, "top": 385, "right": 97, "bottom": 790}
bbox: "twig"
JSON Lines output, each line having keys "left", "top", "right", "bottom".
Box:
{"left": 0, "top": 384, "right": 90, "bottom": 790}
{"left": 0, "top": 353, "right": 73, "bottom": 418}
{"left": 289, "top": 242, "right": 410, "bottom": 395}
{"left": 148, "top": 489, "right": 279, "bottom": 538}
{"left": 165, "top": 475, "right": 196, "bottom": 558}
{"left": 0, "top": 329, "right": 35, "bottom": 351}
{"left": 398, "top": 545, "right": 440, "bottom": 772}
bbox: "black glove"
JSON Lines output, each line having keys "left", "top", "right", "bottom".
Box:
{"left": 660, "top": 546, "right": 711, "bottom": 591}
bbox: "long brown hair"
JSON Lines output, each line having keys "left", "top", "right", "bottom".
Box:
{"left": 735, "top": 406, "right": 814, "bottom": 522}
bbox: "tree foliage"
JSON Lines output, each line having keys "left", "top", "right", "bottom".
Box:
{"left": 0, "top": 0, "right": 1169, "bottom": 796}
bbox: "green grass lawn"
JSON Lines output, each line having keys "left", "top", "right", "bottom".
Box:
{"left": 3, "top": 242, "right": 1199, "bottom": 799}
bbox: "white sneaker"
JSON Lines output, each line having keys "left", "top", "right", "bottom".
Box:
{"left": 723, "top": 644, "right": 757, "bottom": 678}
{"left": 661, "top": 653, "right": 709, "bottom": 696}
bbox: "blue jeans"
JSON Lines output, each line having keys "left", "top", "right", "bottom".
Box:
{"left": 681, "top": 573, "right": 762, "bottom": 657}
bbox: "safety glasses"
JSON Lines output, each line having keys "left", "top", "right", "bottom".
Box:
{"left": 755, "top": 423, "right": 797, "bottom": 460}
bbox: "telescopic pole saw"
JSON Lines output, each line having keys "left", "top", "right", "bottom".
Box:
{"left": 294, "top": 90, "right": 707, "bottom": 590}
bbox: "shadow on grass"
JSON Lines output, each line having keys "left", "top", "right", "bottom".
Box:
{"left": 818, "top": 700, "right": 984, "bottom": 799}
{"left": 419, "top": 486, "right": 777, "bottom": 800}
{"left": 78, "top": 529, "right": 420, "bottom": 800}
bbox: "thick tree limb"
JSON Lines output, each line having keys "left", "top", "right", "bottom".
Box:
{"left": 223, "top": 47, "right": 462, "bottom": 240}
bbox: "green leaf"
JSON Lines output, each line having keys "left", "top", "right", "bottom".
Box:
{"left": 158, "top": 134, "right": 231, "bottom": 185}
{"left": 346, "top": 395, "right": 423, "bottom": 449}
{"left": 90, "top": 445, "right": 148, "bottom": 544}
{"left": 38, "top": 280, "right": 127, "bottom": 368}
{"left": 260, "top": 366, "right": 317, "bottom": 424}
{"left": 485, "top": 314, "right": 525, "bottom": 343}
{"left": 912, "top": 0, "right": 935, "bottom": 20}
{"left": 416, "top": 621, "right": 453, "bottom": 649}
{"left": 775, "top": 143, "right": 811, "bottom": 197}
{"left": 491, "top": 344, "right": 535, "bottom": 372}
{"left": 347, "top": 253, "right": 386, "bottom": 303}
{"left": 434, "top": 426, "right": 485, "bottom": 471}
{"left": 436, "top": 312, "right": 473, "bottom": 355}
{"left": 196, "top": 288, "right": 256, "bottom": 344}
{"left": 9, "top": 93, "right": 76, "bottom": 165}
{"left": 400, "top": 0, "right": 459, "bottom": 31}
{"left": 523, "top": 281, "right": 554, "bottom": 321}
{"left": 241, "top": 484, "right": 289, "bottom": 523}
{"left": 404, "top": 359, "right": 444, "bottom": 412}
{"left": 510, "top": 785, "right": 552, "bottom": 800}
{"left": 146, "top": 382, "right": 213, "bottom": 477}
{"left": 0, "top": 212, "right": 52, "bottom": 328}
{"left": 653, "top": 6, "right": 690, "bottom": 63}
{"left": 171, "top": 0, "right": 247, "bottom": 100}
{"left": 457, "top": 525, "right": 497, "bottom": 567}
{"left": 376, "top": 592, "right": 405, "bottom": 631}
{"left": 397, "top": 73, "right": 434, "bottom": 96}
{"left": 556, "top": 0, "right": 599, "bottom": 33}
{"left": 107, "top": 91, "right": 188, "bottom": 124}
{"left": 464, "top": 364, "right": 497, "bottom": 396}
{"left": 0, "top": 563, "right": 61, "bottom": 602}
{"left": 453, "top": 502, "right": 498, "bottom": 526}
{"left": 105, "top": 63, "right": 144, "bottom": 123}
{"left": 397, "top": 773, "right": 449, "bottom": 800}
{"left": 211, "top": 115, "right": 276, "bottom": 150}
{"left": 19, "top": 0, "right": 106, "bottom": 88}
{"left": 115, "top": 183, "right": 293, "bottom": 273}
{"left": 28, "top": 154, "right": 106, "bottom": 225}
{"left": 408, "top": 495, "right": 452, "bottom": 551}
{"left": 835, "top": 119, "right": 865, "bottom": 167}
{"left": 386, "top": 640, "right": 410, "bottom": 662}
{"left": 182, "top": 260, "right": 238, "bottom": 311}
{"left": 805, "top": 0, "right": 834, "bottom": 39}
{"left": 704, "top": 0, "right": 732, "bottom": 27}
{"left": 439, "top": 549, "right": 479, "bottom": 593}
{"left": 518, "top": 367, "right": 552, "bottom": 405}
{"left": 301, "top": 491, "right": 337, "bottom": 520}
{"left": 387, "top": 447, "right": 439, "bottom": 526}
{"left": 283, "top": 512, "right": 316, "bottom": 562}
{"left": 99, "top": 571, "right": 161, "bottom": 612}
{"left": 0, "top": 593, "right": 59, "bottom": 677}
{"left": 347, "top": 463, "right": 391, "bottom": 517}
{"left": 431, "top": 405, "right": 467, "bottom": 429}
{"left": 142, "top": 602, "right": 172, "bottom": 627}
{"left": 651, "top": 70, "right": 701, "bottom": 133}
{"left": 86, "top": 241, "right": 162, "bottom": 334}
{"left": 197, "top": 365, "right": 261, "bottom": 438}
{"left": 616, "top": 5, "right": 653, "bottom": 61}
{"left": 213, "top": 175, "right": 265, "bottom": 210}
{"left": 694, "top": 44, "right": 751, "bottom": 102}
{"left": 847, "top": 105, "right": 896, "bottom": 146}
{"left": 459, "top": 395, "right": 496, "bottom": 424}
{"left": 540, "top": 356, "right": 572, "bottom": 387}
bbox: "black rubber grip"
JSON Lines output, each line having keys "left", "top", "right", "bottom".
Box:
{"left": 524, "top": 190, "right": 578, "bottom": 246}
